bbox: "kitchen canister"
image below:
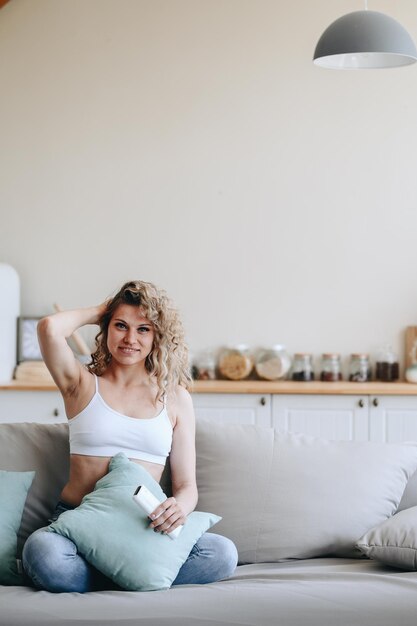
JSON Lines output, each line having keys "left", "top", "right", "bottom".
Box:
{"left": 320, "top": 353, "right": 342, "bottom": 382}
{"left": 292, "top": 353, "right": 315, "bottom": 381}
{"left": 0, "top": 263, "right": 20, "bottom": 382}
{"left": 192, "top": 349, "right": 217, "bottom": 380}
{"left": 218, "top": 345, "right": 254, "bottom": 380}
{"left": 375, "top": 344, "right": 399, "bottom": 382}
{"left": 255, "top": 345, "right": 291, "bottom": 381}
{"left": 348, "top": 353, "right": 372, "bottom": 382}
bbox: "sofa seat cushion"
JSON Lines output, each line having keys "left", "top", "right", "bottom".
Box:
{"left": 195, "top": 421, "right": 417, "bottom": 563}
{"left": 3, "top": 559, "right": 417, "bottom": 625}
{"left": 49, "top": 452, "right": 220, "bottom": 591}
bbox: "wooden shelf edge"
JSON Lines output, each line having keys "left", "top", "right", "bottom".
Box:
{"left": 3, "top": 380, "right": 417, "bottom": 395}
{"left": 0, "top": 382, "right": 58, "bottom": 391}
{"left": 191, "top": 380, "right": 417, "bottom": 395}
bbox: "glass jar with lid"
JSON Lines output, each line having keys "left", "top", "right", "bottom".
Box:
{"left": 320, "top": 353, "right": 342, "bottom": 382}
{"left": 375, "top": 345, "right": 399, "bottom": 382}
{"left": 292, "top": 353, "right": 314, "bottom": 381}
{"left": 255, "top": 345, "right": 291, "bottom": 381}
{"left": 349, "top": 353, "right": 371, "bottom": 382}
{"left": 192, "top": 349, "right": 217, "bottom": 380}
{"left": 218, "top": 344, "right": 253, "bottom": 380}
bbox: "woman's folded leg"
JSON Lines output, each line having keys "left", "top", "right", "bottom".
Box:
{"left": 172, "top": 533, "right": 238, "bottom": 586}
{"left": 22, "top": 527, "right": 104, "bottom": 593}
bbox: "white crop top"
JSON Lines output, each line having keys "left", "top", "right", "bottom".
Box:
{"left": 68, "top": 375, "right": 173, "bottom": 465}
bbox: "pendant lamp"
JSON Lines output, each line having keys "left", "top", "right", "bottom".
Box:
{"left": 313, "top": 3, "right": 417, "bottom": 69}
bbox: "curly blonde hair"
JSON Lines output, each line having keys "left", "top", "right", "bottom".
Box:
{"left": 88, "top": 280, "right": 192, "bottom": 403}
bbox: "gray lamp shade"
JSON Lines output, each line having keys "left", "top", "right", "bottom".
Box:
{"left": 313, "top": 10, "right": 417, "bottom": 69}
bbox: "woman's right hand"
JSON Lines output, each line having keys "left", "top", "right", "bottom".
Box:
{"left": 94, "top": 301, "right": 109, "bottom": 324}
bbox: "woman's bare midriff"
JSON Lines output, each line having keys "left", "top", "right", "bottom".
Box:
{"left": 60, "top": 454, "right": 165, "bottom": 507}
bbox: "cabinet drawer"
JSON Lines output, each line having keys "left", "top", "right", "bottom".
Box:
{"left": 272, "top": 394, "right": 369, "bottom": 441}
{"left": 0, "top": 391, "right": 66, "bottom": 423}
{"left": 369, "top": 395, "right": 417, "bottom": 442}
{"left": 192, "top": 393, "right": 271, "bottom": 426}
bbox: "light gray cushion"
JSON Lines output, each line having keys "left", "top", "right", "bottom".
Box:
{"left": 398, "top": 470, "right": 417, "bottom": 511}
{"left": 389, "top": 441, "right": 417, "bottom": 512}
{"left": 196, "top": 421, "right": 274, "bottom": 564}
{"left": 357, "top": 506, "right": 417, "bottom": 569}
{"left": 196, "top": 421, "right": 417, "bottom": 564}
{"left": 0, "top": 422, "right": 69, "bottom": 553}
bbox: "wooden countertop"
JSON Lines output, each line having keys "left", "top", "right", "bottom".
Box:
{"left": 2, "top": 379, "right": 417, "bottom": 395}
{"left": 191, "top": 380, "right": 417, "bottom": 395}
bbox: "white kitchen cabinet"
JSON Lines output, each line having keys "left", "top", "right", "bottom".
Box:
{"left": 368, "top": 395, "right": 417, "bottom": 443}
{"left": 192, "top": 393, "right": 271, "bottom": 427}
{"left": 272, "top": 394, "right": 370, "bottom": 441}
{"left": 0, "top": 390, "right": 66, "bottom": 423}
{"left": 272, "top": 394, "right": 417, "bottom": 443}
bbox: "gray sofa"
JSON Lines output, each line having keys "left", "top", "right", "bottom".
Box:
{"left": 2, "top": 420, "right": 417, "bottom": 626}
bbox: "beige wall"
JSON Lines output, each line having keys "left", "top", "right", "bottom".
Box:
{"left": 1, "top": 0, "right": 417, "bottom": 369}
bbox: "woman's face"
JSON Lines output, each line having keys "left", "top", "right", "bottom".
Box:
{"left": 106, "top": 303, "right": 155, "bottom": 366}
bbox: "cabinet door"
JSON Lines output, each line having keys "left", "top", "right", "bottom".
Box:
{"left": 272, "top": 394, "right": 369, "bottom": 441}
{"left": 191, "top": 393, "right": 271, "bottom": 427}
{"left": 0, "top": 391, "right": 66, "bottom": 423}
{"left": 369, "top": 395, "right": 417, "bottom": 443}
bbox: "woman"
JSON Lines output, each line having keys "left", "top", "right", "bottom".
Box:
{"left": 23, "top": 280, "right": 237, "bottom": 592}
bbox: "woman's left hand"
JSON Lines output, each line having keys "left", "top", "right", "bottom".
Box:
{"left": 149, "top": 497, "right": 187, "bottom": 534}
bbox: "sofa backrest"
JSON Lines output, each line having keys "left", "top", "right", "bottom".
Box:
{"left": 1, "top": 420, "right": 417, "bottom": 560}
{"left": 0, "top": 422, "right": 70, "bottom": 552}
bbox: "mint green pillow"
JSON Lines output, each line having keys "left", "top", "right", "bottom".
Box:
{"left": 49, "top": 453, "right": 221, "bottom": 591}
{"left": 0, "top": 469, "right": 35, "bottom": 585}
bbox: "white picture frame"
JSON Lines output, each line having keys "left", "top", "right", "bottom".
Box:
{"left": 17, "top": 317, "right": 43, "bottom": 362}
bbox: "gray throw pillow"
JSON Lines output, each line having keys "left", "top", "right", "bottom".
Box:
{"left": 357, "top": 506, "right": 417, "bottom": 569}
{"left": 398, "top": 470, "right": 417, "bottom": 511}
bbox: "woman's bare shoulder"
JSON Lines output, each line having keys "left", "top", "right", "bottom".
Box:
{"left": 170, "top": 384, "right": 192, "bottom": 406}
{"left": 168, "top": 384, "right": 194, "bottom": 426}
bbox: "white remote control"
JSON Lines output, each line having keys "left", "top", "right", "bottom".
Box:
{"left": 132, "top": 485, "right": 183, "bottom": 539}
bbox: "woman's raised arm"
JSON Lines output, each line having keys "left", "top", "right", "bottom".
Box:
{"left": 37, "top": 305, "right": 104, "bottom": 396}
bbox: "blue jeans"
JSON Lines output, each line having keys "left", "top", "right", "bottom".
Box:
{"left": 22, "top": 501, "right": 238, "bottom": 593}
